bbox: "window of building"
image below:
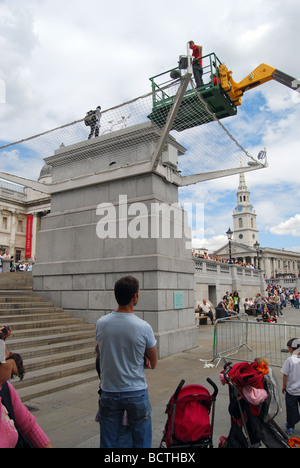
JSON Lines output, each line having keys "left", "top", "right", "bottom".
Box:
{"left": 15, "top": 250, "right": 21, "bottom": 262}
{"left": 18, "top": 219, "right": 24, "bottom": 232}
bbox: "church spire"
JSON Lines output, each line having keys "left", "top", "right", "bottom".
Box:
{"left": 233, "top": 172, "right": 258, "bottom": 247}
{"left": 238, "top": 172, "right": 248, "bottom": 191}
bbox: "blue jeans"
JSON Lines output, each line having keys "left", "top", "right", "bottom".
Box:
{"left": 99, "top": 389, "right": 152, "bottom": 448}
{"left": 285, "top": 391, "right": 300, "bottom": 429}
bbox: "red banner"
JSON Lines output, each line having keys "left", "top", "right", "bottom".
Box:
{"left": 25, "top": 214, "right": 33, "bottom": 258}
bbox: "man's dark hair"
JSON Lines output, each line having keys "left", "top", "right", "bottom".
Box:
{"left": 114, "top": 276, "right": 139, "bottom": 306}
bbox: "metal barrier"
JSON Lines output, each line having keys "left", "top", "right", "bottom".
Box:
{"left": 213, "top": 315, "right": 300, "bottom": 367}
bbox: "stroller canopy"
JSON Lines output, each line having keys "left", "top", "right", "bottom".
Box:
{"left": 165, "top": 384, "right": 214, "bottom": 445}
{"left": 221, "top": 361, "right": 265, "bottom": 389}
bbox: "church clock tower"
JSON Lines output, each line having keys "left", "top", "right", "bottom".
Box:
{"left": 233, "top": 172, "right": 259, "bottom": 247}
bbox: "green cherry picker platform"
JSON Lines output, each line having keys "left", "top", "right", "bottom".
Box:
{"left": 147, "top": 51, "right": 299, "bottom": 132}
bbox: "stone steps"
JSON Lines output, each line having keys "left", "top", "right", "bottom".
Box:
{"left": 0, "top": 273, "right": 34, "bottom": 290}
{"left": 8, "top": 328, "right": 95, "bottom": 346}
{"left": 0, "top": 273, "right": 98, "bottom": 402}
{"left": 0, "top": 301, "right": 56, "bottom": 309}
{"left": 0, "top": 297, "right": 45, "bottom": 303}
{"left": 3, "top": 316, "right": 85, "bottom": 330}
{"left": 10, "top": 338, "right": 96, "bottom": 359}
{"left": 12, "top": 370, "right": 98, "bottom": 402}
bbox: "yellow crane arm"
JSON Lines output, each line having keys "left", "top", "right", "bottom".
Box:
{"left": 219, "top": 62, "right": 299, "bottom": 106}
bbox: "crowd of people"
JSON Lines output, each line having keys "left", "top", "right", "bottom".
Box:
{"left": 0, "top": 249, "right": 33, "bottom": 273}
{"left": 196, "top": 291, "right": 247, "bottom": 325}
{"left": 192, "top": 251, "right": 257, "bottom": 269}
{"left": 196, "top": 285, "right": 300, "bottom": 325}
{"left": 13, "top": 261, "right": 32, "bottom": 272}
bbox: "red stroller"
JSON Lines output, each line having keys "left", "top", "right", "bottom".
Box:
{"left": 160, "top": 378, "right": 218, "bottom": 448}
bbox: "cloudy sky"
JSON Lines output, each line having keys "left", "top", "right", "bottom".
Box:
{"left": 1, "top": 0, "right": 300, "bottom": 252}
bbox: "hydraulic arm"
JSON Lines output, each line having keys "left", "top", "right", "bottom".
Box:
{"left": 219, "top": 62, "right": 299, "bottom": 106}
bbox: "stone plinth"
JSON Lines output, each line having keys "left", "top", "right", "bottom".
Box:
{"left": 2, "top": 258, "right": 11, "bottom": 273}
{"left": 33, "top": 122, "right": 198, "bottom": 358}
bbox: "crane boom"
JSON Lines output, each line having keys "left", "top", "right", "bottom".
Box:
{"left": 219, "top": 62, "right": 299, "bottom": 106}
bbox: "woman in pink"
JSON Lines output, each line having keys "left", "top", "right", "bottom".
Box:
{"left": 0, "top": 341, "right": 52, "bottom": 448}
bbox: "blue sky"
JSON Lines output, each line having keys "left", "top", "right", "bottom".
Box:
{"left": 179, "top": 76, "right": 300, "bottom": 252}
{"left": 0, "top": 0, "right": 300, "bottom": 252}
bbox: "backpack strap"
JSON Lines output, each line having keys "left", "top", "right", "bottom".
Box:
{"left": 0, "top": 382, "right": 15, "bottom": 421}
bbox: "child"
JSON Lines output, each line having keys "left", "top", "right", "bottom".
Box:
{"left": 281, "top": 338, "right": 300, "bottom": 435}
{"left": 257, "top": 306, "right": 277, "bottom": 323}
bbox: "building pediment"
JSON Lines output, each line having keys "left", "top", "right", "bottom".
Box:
{"left": 214, "top": 241, "right": 256, "bottom": 257}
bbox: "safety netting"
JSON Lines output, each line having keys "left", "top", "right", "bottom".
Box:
{"left": 0, "top": 74, "right": 266, "bottom": 184}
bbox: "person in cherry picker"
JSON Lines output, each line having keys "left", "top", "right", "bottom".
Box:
{"left": 188, "top": 40, "right": 204, "bottom": 88}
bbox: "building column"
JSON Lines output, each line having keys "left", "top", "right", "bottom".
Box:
{"left": 30, "top": 213, "right": 38, "bottom": 261}
{"left": 9, "top": 209, "right": 17, "bottom": 257}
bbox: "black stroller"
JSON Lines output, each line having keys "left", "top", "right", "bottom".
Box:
{"left": 221, "top": 361, "right": 290, "bottom": 448}
{"left": 160, "top": 378, "right": 218, "bottom": 449}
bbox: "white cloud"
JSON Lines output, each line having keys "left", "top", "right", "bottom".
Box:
{"left": 192, "top": 235, "right": 227, "bottom": 252}
{"left": 1, "top": 0, "right": 300, "bottom": 135}
{"left": 239, "top": 24, "right": 271, "bottom": 45}
{"left": 269, "top": 215, "right": 300, "bottom": 236}
{"left": 0, "top": 147, "right": 41, "bottom": 179}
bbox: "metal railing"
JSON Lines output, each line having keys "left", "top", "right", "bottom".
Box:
{"left": 149, "top": 52, "right": 224, "bottom": 109}
{"left": 213, "top": 314, "right": 300, "bottom": 368}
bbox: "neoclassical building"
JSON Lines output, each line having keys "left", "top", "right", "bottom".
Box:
{"left": 0, "top": 165, "right": 51, "bottom": 262}
{"left": 214, "top": 173, "right": 300, "bottom": 278}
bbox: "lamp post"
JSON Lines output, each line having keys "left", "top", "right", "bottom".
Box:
{"left": 226, "top": 227, "right": 233, "bottom": 264}
{"left": 254, "top": 240, "right": 260, "bottom": 270}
